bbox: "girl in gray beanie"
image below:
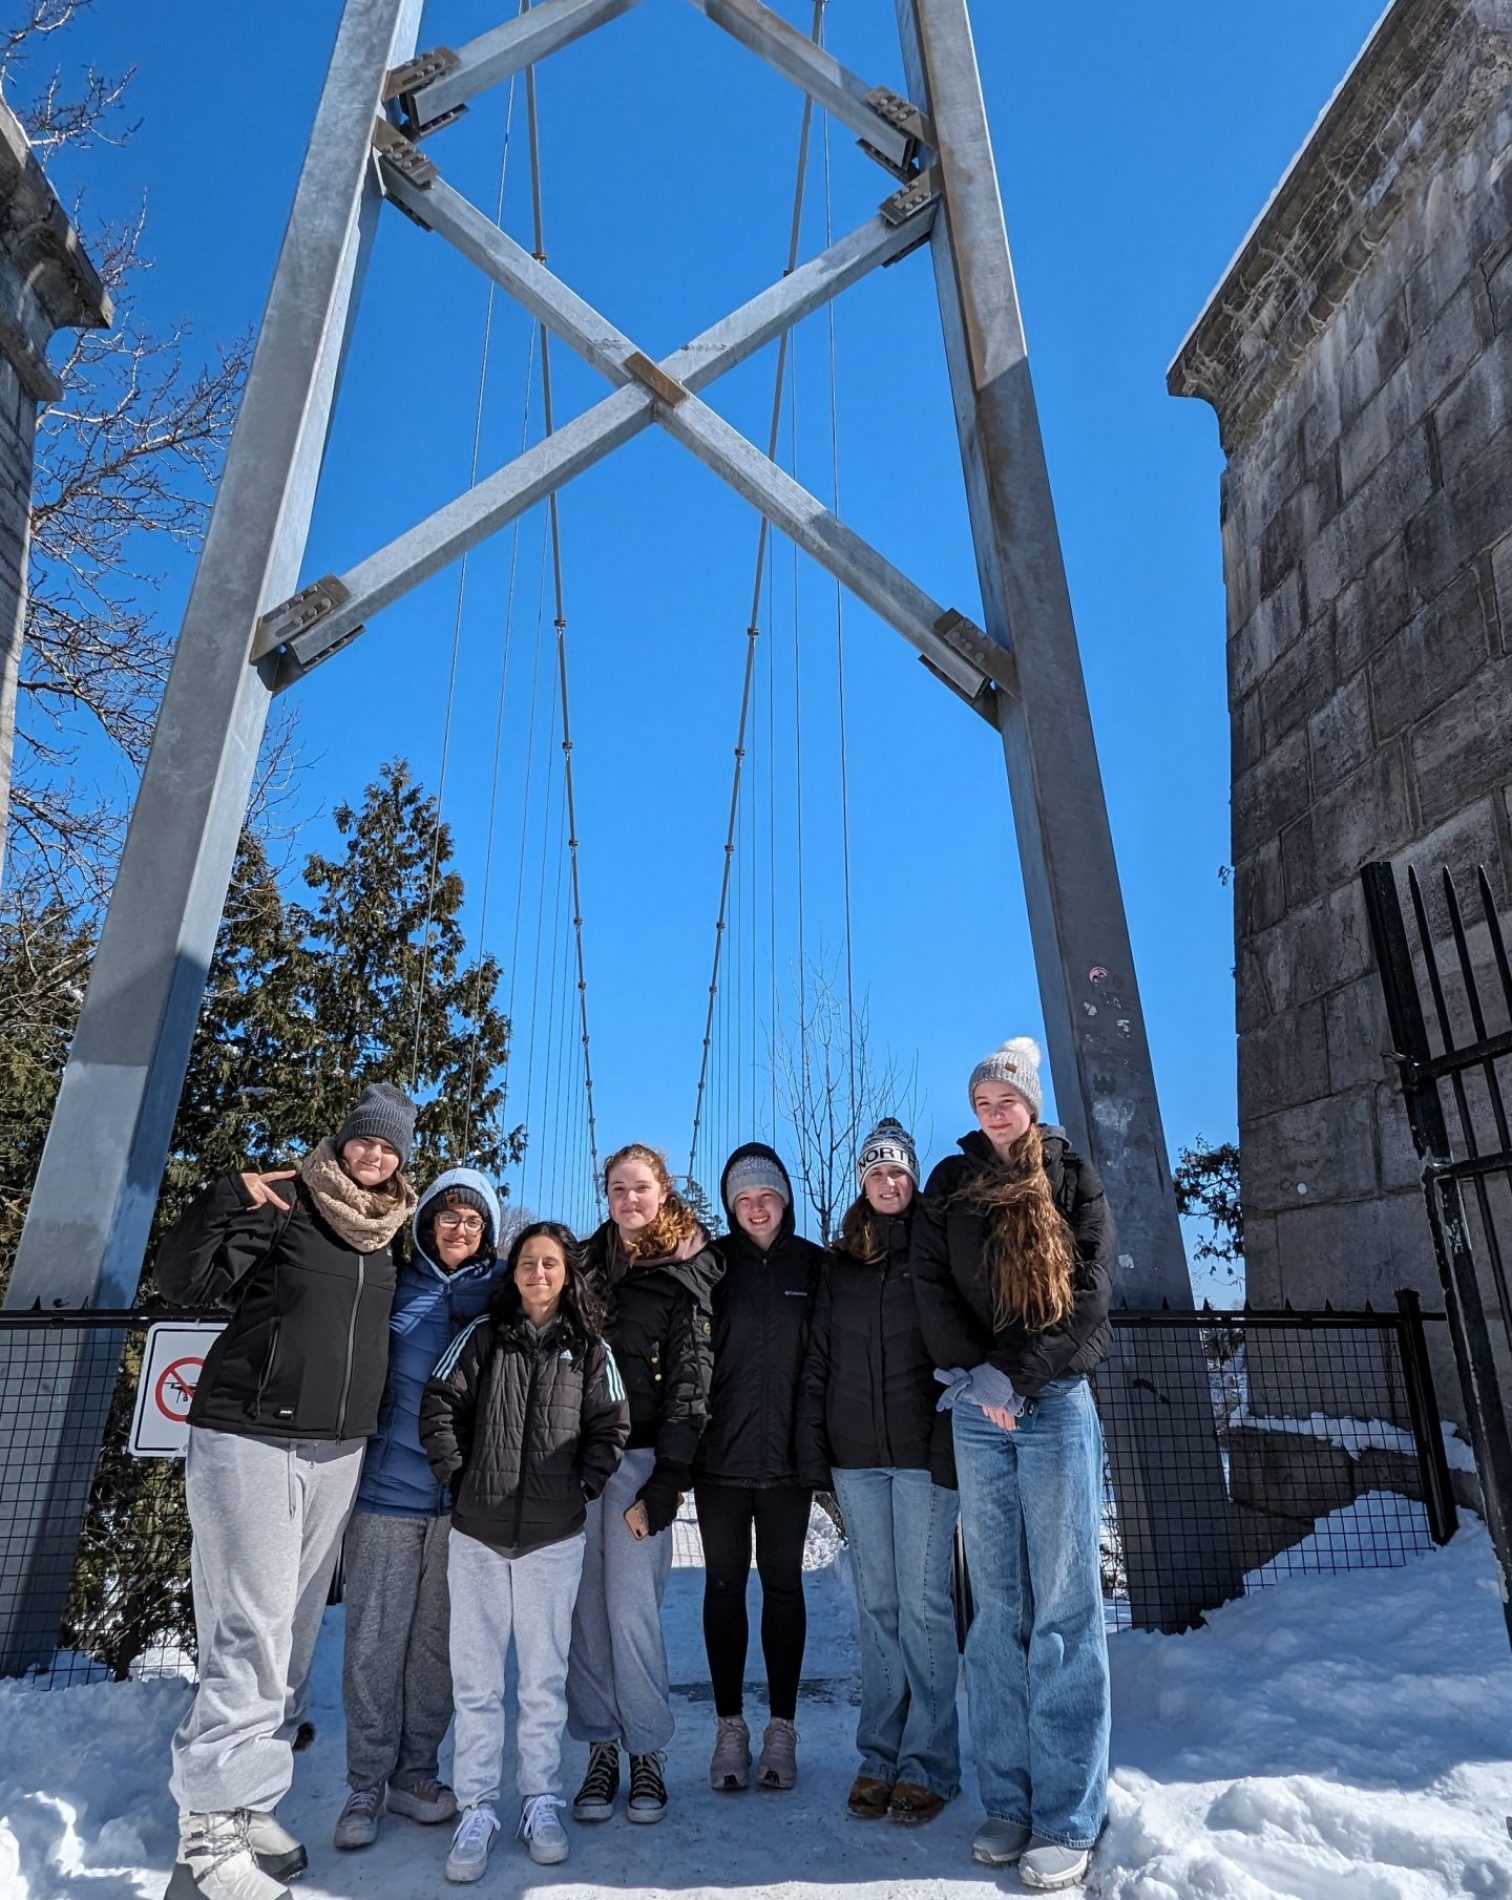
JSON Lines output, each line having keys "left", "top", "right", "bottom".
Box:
{"left": 909, "top": 1039, "right": 1115, "bottom": 1891}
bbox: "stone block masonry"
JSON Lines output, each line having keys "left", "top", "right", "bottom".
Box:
{"left": 1169, "top": 0, "right": 1512, "bottom": 1413}
{"left": 0, "top": 93, "right": 110, "bottom": 890}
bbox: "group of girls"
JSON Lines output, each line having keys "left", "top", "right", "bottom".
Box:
{"left": 155, "top": 1031, "right": 1116, "bottom": 1900}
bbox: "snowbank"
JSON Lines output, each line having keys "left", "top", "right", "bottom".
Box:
{"left": 2, "top": 1509, "right": 1509, "bottom": 1900}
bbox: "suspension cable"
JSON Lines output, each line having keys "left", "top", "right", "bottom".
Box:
{"left": 687, "top": 0, "right": 825, "bottom": 1181}
{"left": 819, "top": 35, "right": 858, "bottom": 1125}
{"left": 526, "top": 58, "right": 601, "bottom": 1201}
{"left": 409, "top": 74, "right": 520, "bottom": 1090}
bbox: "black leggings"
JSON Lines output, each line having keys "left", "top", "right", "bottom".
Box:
{"left": 695, "top": 1482, "right": 812, "bottom": 1721}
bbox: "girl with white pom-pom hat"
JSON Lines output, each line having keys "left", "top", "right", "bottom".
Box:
{"left": 909, "top": 1037, "right": 1115, "bottom": 1894}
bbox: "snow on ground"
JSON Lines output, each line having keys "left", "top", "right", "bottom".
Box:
{"left": 3, "top": 1506, "right": 1511, "bottom": 1900}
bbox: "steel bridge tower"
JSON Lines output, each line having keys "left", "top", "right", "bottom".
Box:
{"left": 0, "top": 0, "right": 1240, "bottom": 1668}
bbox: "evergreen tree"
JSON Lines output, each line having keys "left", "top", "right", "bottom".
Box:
{"left": 288, "top": 759, "right": 524, "bottom": 1180}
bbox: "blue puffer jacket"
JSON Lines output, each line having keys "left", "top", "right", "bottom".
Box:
{"left": 356, "top": 1168, "right": 509, "bottom": 1518}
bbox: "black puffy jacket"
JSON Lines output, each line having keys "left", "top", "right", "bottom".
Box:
{"left": 696, "top": 1144, "right": 825, "bottom": 1489}
{"left": 583, "top": 1220, "right": 722, "bottom": 1501}
{"left": 155, "top": 1173, "right": 401, "bottom": 1441}
{"left": 797, "top": 1208, "right": 955, "bottom": 1488}
{"left": 419, "top": 1304, "right": 629, "bottom": 1555}
{"left": 909, "top": 1129, "right": 1115, "bottom": 1399}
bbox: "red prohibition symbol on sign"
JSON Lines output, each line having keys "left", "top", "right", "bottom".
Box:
{"left": 155, "top": 1356, "right": 204, "bottom": 1422}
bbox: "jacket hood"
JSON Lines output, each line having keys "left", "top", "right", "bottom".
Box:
{"left": 412, "top": 1167, "right": 503, "bottom": 1281}
{"left": 590, "top": 1218, "right": 724, "bottom": 1312}
{"left": 719, "top": 1141, "right": 797, "bottom": 1244}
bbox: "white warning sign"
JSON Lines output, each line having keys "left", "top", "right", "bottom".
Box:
{"left": 129, "top": 1321, "right": 225, "bottom": 1459}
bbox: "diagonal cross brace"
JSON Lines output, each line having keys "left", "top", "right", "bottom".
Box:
{"left": 379, "top": 164, "right": 1006, "bottom": 705}
{"left": 395, "top": 0, "right": 922, "bottom": 174}
{"left": 257, "top": 192, "right": 981, "bottom": 692}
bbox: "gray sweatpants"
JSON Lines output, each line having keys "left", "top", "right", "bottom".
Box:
{"left": 566, "top": 1447, "right": 675, "bottom": 1756}
{"left": 169, "top": 1426, "right": 364, "bottom": 1816}
{"left": 448, "top": 1528, "right": 585, "bottom": 1808}
{"left": 342, "top": 1508, "right": 454, "bottom": 1792}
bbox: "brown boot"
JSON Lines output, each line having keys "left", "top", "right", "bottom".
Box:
{"left": 888, "top": 1781, "right": 947, "bottom": 1826}
{"left": 846, "top": 1774, "right": 893, "bottom": 1820}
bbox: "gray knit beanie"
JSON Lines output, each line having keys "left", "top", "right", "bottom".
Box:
{"left": 967, "top": 1037, "right": 1043, "bottom": 1118}
{"left": 336, "top": 1081, "right": 419, "bottom": 1166}
{"left": 857, "top": 1117, "right": 919, "bottom": 1188}
{"left": 725, "top": 1152, "right": 791, "bottom": 1207}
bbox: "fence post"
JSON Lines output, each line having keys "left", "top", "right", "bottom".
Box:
{"left": 1394, "top": 1287, "right": 1458, "bottom": 1546}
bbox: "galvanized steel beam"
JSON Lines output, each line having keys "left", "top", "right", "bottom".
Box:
{"left": 395, "top": 0, "right": 645, "bottom": 133}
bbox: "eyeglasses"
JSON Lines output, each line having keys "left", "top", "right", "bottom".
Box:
{"left": 435, "top": 1213, "right": 486, "bottom": 1234}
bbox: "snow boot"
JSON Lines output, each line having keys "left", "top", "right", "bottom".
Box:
{"left": 572, "top": 1742, "right": 620, "bottom": 1822}
{"left": 444, "top": 1805, "right": 499, "bottom": 1883}
{"left": 709, "top": 1715, "right": 751, "bottom": 1792}
{"left": 244, "top": 1811, "right": 306, "bottom": 1881}
{"left": 888, "top": 1781, "right": 945, "bottom": 1826}
{"left": 847, "top": 1774, "right": 892, "bottom": 1820}
{"left": 1019, "top": 1838, "right": 1091, "bottom": 1890}
{"left": 386, "top": 1778, "right": 457, "bottom": 1825}
{"left": 756, "top": 1718, "right": 797, "bottom": 1791}
{"left": 333, "top": 1785, "right": 384, "bottom": 1850}
{"left": 626, "top": 1751, "right": 668, "bottom": 1824}
{"left": 518, "top": 1794, "right": 570, "bottom": 1865}
{"left": 971, "top": 1817, "right": 1032, "bottom": 1866}
{"left": 166, "top": 1812, "right": 291, "bottom": 1900}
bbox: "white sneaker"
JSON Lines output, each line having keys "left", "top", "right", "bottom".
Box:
{"left": 518, "top": 1794, "right": 569, "bottom": 1865}
{"left": 757, "top": 1718, "right": 798, "bottom": 1791}
{"left": 333, "top": 1783, "right": 384, "bottom": 1850}
{"left": 445, "top": 1805, "right": 499, "bottom": 1884}
{"left": 1020, "top": 1838, "right": 1092, "bottom": 1890}
{"left": 709, "top": 1714, "right": 751, "bottom": 1792}
{"left": 167, "top": 1813, "right": 290, "bottom": 1900}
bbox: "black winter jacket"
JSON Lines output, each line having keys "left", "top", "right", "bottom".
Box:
{"left": 419, "top": 1306, "right": 629, "bottom": 1555}
{"left": 910, "top": 1129, "right": 1116, "bottom": 1399}
{"left": 796, "top": 1208, "right": 955, "bottom": 1489}
{"left": 155, "top": 1173, "right": 400, "bottom": 1441}
{"left": 696, "top": 1145, "right": 825, "bottom": 1489}
{"left": 583, "top": 1220, "right": 722, "bottom": 1507}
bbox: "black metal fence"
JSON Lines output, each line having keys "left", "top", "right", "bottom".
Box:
{"left": 1364, "top": 859, "right": 1512, "bottom": 1645}
{"left": 0, "top": 1296, "right": 1461, "bottom": 1686}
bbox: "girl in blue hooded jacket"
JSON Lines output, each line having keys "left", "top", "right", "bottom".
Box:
{"left": 333, "top": 1168, "right": 509, "bottom": 1852}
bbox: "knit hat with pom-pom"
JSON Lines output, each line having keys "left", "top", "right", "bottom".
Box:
{"left": 967, "top": 1037, "right": 1043, "bottom": 1118}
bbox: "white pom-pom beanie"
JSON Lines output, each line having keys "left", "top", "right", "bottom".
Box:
{"left": 968, "top": 1037, "right": 1043, "bottom": 1118}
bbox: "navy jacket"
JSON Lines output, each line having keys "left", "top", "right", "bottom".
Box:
{"left": 357, "top": 1168, "right": 509, "bottom": 1518}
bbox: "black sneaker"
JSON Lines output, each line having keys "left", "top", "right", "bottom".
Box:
{"left": 627, "top": 1752, "right": 667, "bottom": 1825}
{"left": 572, "top": 1743, "right": 620, "bottom": 1823}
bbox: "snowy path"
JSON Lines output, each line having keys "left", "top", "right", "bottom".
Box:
{"left": 4, "top": 1511, "right": 1512, "bottom": 1900}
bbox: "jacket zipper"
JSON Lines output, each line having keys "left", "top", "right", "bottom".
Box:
{"left": 336, "top": 1253, "right": 365, "bottom": 1439}
{"left": 512, "top": 1342, "right": 544, "bottom": 1549}
{"left": 251, "top": 1318, "right": 282, "bottom": 1421}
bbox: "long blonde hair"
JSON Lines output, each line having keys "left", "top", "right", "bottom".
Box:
{"left": 603, "top": 1143, "right": 702, "bottom": 1261}
{"left": 955, "top": 1123, "right": 1076, "bottom": 1332}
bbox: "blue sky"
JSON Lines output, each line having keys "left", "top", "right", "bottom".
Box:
{"left": 35, "top": 0, "right": 1384, "bottom": 1253}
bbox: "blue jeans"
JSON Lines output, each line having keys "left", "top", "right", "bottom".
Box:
{"left": 953, "top": 1377, "right": 1109, "bottom": 1849}
{"left": 832, "top": 1468, "right": 961, "bottom": 1799}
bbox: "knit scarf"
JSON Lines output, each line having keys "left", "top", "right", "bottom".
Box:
{"left": 299, "top": 1137, "right": 417, "bottom": 1253}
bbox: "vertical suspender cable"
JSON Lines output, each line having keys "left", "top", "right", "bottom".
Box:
{"left": 526, "top": 57, "right": 601, "bottom": 1198}
{"left": 687, "top": 0, "right": 825, "bottom": 1181}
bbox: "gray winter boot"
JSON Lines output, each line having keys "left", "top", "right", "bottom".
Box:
{"left": 709, "top": 1715, "right": 751, "bottom": 1792}
{"left": 756, "top": 1718, "right": 798, "bottom": 1791}
{"left": 166, "top": 1812, "right": 291, "bottom": 1900}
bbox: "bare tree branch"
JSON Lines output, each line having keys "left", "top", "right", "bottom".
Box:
{"left": 0, "top": 0, "right": 137, "bottom": 160}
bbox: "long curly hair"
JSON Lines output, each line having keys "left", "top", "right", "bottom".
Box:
{"left": 491, "top": 1219, "right": 607, "bottom": 1340}
{"left": 603, "top": 1143, "right": 702, "bottom": 1261}
{"left": 954, "top": 1123, "right": 1076, "bottom": 1333}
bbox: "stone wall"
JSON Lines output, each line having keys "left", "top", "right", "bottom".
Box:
{"left": 0, "top": 95, "right": 109, "bottom": 889}
{"left": 1169, "top": 0, "right": 1512, "bottom": 1366}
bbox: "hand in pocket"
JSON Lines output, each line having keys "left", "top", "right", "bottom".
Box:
{"left": 623, "top": 1500, "right": 651, "bottom": 1540}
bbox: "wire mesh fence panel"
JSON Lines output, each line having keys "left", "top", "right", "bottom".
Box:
{"left": 0, "top": 1314, "right": 198, "bottom": 1688}
{"left": 1097, "top": 1311, "right": 1451, "bottom": 1632}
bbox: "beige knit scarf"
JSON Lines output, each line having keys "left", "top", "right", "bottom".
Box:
{"left": 299, "top": 1137, "right": 417, "bottom": 1252}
